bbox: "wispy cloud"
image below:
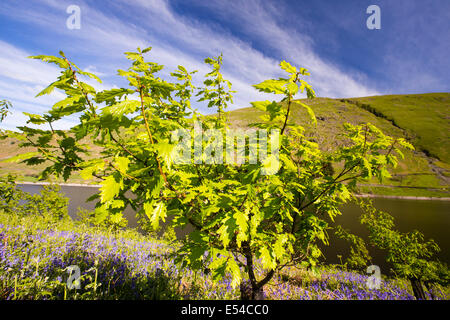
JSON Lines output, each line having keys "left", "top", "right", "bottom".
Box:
{"left": 2, "top": 0, "right": 446, "bottom": 131}
{"left": 175, "top": 0, "right": 379, "bottom": 98}
{"left": 0, "top": 40, "right": 112, "bottom": 130}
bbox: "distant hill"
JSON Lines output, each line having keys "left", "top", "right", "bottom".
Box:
{"left": 227, "top": 92, "right": 450, "bottom": 197}
{"left": 1, "top": 93, "right": 449, "bottom": 197}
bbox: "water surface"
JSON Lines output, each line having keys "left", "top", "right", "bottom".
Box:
{"left": 18, "top": 184, "right": 450, "bottom": 274}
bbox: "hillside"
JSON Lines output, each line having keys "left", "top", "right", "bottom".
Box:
{"left": 1, "top": 93, "right": 449, "bottom": 197}
{"left": 228, "top": 93, "right": 450, "bottom": 197}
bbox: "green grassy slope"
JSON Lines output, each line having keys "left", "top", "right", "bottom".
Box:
{"left": 342, "top": 93, "right": 450, "bottom": 163}
{"left": 1, "top": 93, "right": 449, "bottom": 196}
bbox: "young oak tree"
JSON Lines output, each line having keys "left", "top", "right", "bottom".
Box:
{"left": 359, "top": 199, "right": 449, "bottom": 300}
{"left": 9, "top": 48, "right": 412, "bottom": 299}
{"left": 334, "top": 224, "right": 372, "bottom": 272}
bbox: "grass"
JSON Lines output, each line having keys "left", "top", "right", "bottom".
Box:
{"left": 357, "top": 185, "right": 450, "bottom": 198}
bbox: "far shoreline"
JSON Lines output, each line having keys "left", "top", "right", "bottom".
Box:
{"left": 16, "top": 181, "right": 450, "bottom": 201}
{"left": 354, "top": 194, "right": 450, "bottom": 201}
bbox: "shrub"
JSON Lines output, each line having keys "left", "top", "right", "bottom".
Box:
{"left": 0, "top": 175, "right": 69, "bottom": 222}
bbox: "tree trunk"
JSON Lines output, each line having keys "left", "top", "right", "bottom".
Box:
{"left": 410, "top": 277, "right": 426, "bottom": 300}
{"left": 241, "top": 242, "right": 274, "bottom": 300}
{"left": 240, "top": 280, "right": 264, "bottom": 300}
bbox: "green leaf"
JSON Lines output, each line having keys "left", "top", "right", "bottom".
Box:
{"left": 253, "top": 79, "right": 287, "bottom": 95}
{"left": 23, "top": 156, "right": 45, "bottom": 166}
{"left": 217, "top": 217, "right": 235, "bottom": 249}
{"left": 53, "top": 96, "right": 78, "bottom": 111}
{"left": 60, "top": 137, "right": 75, "bottom": 149}
{"left": 280, "top": 154, "right": 296, "bottom": 171}
{"left": 273, "top": 234, "right": 288, "bottom": 260}
{"left": 99, "top": 175, "right": 122, "bottom": 203}
{"left": 233, "top": 208, "right": 248, "bottom": 247}
{"left": 77, "top": 70, "right": 102, "bottom": 83}
{"left": 2, "top": 152, "right": 40, "bottom": 163}
{"left": 280, "top": 60, "right": 297, "bottom": 74}
{"left": 227, "top": 258, "right": 242, "bottom": 288}
{"left": 299, "top": 67, "right": 310, "bottom": 76}
{"left": 144, "top": 201, "right": 167, "bottom": 229}
{"left": 95, "top": 88, "right": 135, "bottom": 104}
{"left": 155, "top": 142, "right": 177, "bottom": 171}
{"left": 209, "top": 255, "right": 228, "bottom": 281}
{"left": 259, "top": 246, "right": 276, "bottom": 270}
{"left": 124, "top": 52, "right": 143, "bottom": 61}
{"left": 296, "top": 101, "right": 317, "bottom": 126}
{"left": 339, "top": 184, "right": 351, "bottom": 201}
{"left": 23, "top": 112, "right": 47, "bottom": 125}
{"left": 261, "top": 154, "right": 280, "bottom": 175}
{"left": 311, "top": 246, "right": 322, "bottom": 258}
{"left": 35, "top": 78, "right": 71, "bottom": 97}
{"left": 80, "top": 160, "right": 105, "bottom": 180}
{"left": 142, "top": 47, "right": 152, "bottom": 54}
{"left": 102, "top": 100, "right": 140, "bottom": 116}
{"left": 250, "top": 100, "right": 272, "bottom": 111}
{"left": 29, "top": 55, "right": 69, "bottom": 68}
{"left": 286, "top": 82, "right": 299, "bottom": 95}
{"left": 362, "top": 157, "right": 373, "bottom": 179}
{"left": 115, "top": 156, "right": 130, "bottom": 174}
{"left": 79, "top": 82, "right": 96, "bottom": 94}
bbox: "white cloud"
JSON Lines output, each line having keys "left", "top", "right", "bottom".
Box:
{"left": 0, "top": 0, "right": 381, "bottom": 131}
{"left": 0, "top": 40, "right": 60, "bottom": 86}
{"left": 174, "top": 0, "right": 379, "bottom": 98}
{"left": 83, "top": 65, "right": 107, "bottom": 77}
{"left": 0, "top": 40, "right": 115, "bottom": 131}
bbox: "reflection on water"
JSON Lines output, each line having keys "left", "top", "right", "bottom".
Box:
{"left": 18, "top": 184, "right": 450, "bottom": 274}
{"left": 18, "top": 184, "right": 143, "bottom": 228}
{"left": 322, "top": 199, "right": 450, "bottom": 273}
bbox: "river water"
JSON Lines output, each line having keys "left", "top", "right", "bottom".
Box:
{"left": 18, "top": 184, "right": 450, "bottom": 275}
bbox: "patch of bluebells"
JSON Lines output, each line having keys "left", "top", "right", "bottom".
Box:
{"left": 263, "top": 266, "right": 447, "bottom": 300}
{"left": 0, "top": 224, "right": 181, "bottom": 299}
{"left": 0, "top": 224, "right": 447, "bottom": 300}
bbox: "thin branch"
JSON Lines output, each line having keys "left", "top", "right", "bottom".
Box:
{"left": 108, "top": 130, "right": 147, "bottom": 165}
{"left": 280, "top": 73, "right": 299, "bottom": 136}
{"left": 280, "top": 94, "right": 291, "bottom": 136}
{"left": 138, "top": 81, "right": 173, "bottom": 191}
{"left": 255, "top": 269, "right": 275, "bottom": 290}
{"left": 63, "top": 57, "right": 97, "bottom": 118}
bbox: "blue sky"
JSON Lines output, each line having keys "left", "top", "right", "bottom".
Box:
{"left": 0, "top": 0, "right": 449, "bottom": 130}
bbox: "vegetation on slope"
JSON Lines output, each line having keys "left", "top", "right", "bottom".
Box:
{"left": 345, "top": 93, "right": 450, "bottom": 163}
{"left": 228, "top": 93, "right": 450, "bottom": 197}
